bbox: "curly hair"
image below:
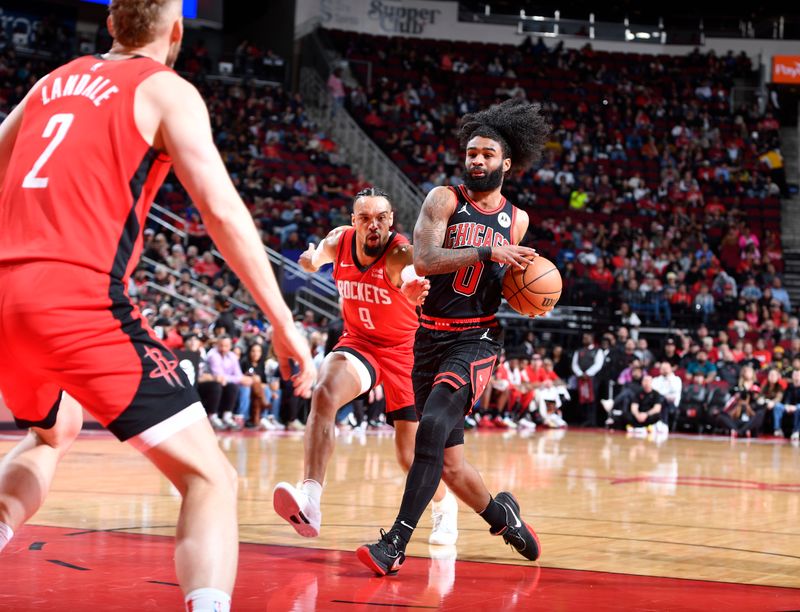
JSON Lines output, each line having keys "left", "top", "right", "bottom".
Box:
{"left": 457, "top": 99, "right": 551, "bottom": 171}
{"left": 109, "top": 0, "right": 179, "bottom": 48}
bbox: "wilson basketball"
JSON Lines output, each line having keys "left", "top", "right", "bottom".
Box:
{"left": 502, "top": 256, "right": 562, "bottom": 316}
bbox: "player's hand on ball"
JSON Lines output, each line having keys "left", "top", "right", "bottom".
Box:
{"left": 491, "top": 244, "right": 538, "bottom": 269}
{"left": 298, "top": 243, "right": 318, "bottom": 273}
{"left": 271, "top": 320, "right": 317, "bottom": 398}
{"left": 401, "top": 277, "right": 431, "bottom": 306}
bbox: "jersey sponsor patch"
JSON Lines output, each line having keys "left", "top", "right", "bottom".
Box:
{"left": 498, "top": 212, "right": 511, "bottom": 228}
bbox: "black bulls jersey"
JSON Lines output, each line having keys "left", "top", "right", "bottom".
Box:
{"left": 421, "top": 185, "right": 517, "bottom": 323}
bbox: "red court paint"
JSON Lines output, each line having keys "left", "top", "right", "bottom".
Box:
{"left": 0, "top": 525, "right": 797, "bottom": 610}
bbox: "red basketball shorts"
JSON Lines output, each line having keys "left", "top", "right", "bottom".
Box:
{"left": 333, "top": 333, "right": 415, "bottom": 419}
{"left": 0, "top": 263, "right": 202, "bottom": 442}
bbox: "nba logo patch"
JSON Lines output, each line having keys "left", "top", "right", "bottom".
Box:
{"left": 498, "top": 212, "right": 511, "bottom": 228}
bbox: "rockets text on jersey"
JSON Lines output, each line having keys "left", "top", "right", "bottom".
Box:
{"left": 333, "top": 228, "right": 418, "bottom": 347}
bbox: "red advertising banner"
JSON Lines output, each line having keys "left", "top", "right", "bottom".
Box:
{"left": 773, "top": 56, "right": 800, "bottom": 84}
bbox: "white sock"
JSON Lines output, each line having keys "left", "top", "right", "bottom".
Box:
{"left": 433, "top": 489, "right": 454, "bottom": 509}
{"left": 0, "top": 522, "right": 13, "bottom": 552}
{"left": 301, "top": 479, "right": 323, "bottom": 505}
{"left": 184, "top": 587, "right": 230, "bottom": 612}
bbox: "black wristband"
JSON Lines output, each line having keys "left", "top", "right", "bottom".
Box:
{"left": 477, "top": 246, "right": 492, "bottom": 261}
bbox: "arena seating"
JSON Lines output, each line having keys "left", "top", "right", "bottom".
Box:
{"left": 326, "top": 29, "right": 788, "bottom": 332}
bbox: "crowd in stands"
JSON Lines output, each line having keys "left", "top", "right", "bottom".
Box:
{"left": 4, "top": 24, "right": 800, "bottom": 442}
{"left": 330, "top": 30, "right": 790, "bottom": 330}
{"left": 475, "top": 323, "right": 800, "bottom": 441}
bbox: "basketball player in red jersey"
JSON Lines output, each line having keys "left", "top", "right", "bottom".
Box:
{"left": 0, "top": 1, "right": 314, "bottom": 610}
{"left": 358, "top": 100, "right": 551, "bottom": 576}
{"left": 273, "top": 188, "right": 459, "bottom": 545}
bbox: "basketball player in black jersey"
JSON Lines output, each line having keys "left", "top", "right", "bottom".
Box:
{"left": 357, "top": 99, "right": 551, "bottom": 575}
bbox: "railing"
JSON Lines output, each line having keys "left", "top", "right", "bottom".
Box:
{"left": 299, "top": 31, "right": 425, "bottom": 230}
{"left": 138, "top": 280, "right": 227, "bottom": 323}
{"left": 140, "top": 255, "right": 252, "bottom": 312}
{"left": 146, "top": 203, "right": 337, "bottom": 297}
{"left": 299, "top": 67, "right": 424, "bottom": 229}
{"left": 295, "top": 286, "right": 341, "bottom": 322}
{"left": 143, "top": 205, "right": 339, "bottom": 321}
{"left": 460, "top": 7, "right": 800, "bottom": 43}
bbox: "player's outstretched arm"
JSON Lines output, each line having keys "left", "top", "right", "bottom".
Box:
{"left": 299, "top": 226, "right": 349, "bottom": 273}
{"left": 146, "top": 73, "right": 315, "bottom": 395}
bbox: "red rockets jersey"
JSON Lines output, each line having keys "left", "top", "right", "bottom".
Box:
{"left": 0, "top": 55, "right": 173, "bottom": 280}
{"left": 333, "top": 228, "right": 418, "bottom": 348}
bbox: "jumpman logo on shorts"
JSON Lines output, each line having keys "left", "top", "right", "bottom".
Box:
{"left": 144, "top": 346, "right": 184, "bottom": 388}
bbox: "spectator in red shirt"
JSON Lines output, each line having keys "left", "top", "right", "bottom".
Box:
{"left": 589, "top": 258, "right": 614, "bottom": 292}
{"left": 752, "top": 338, "right": 773, "bottom": 367}
{"left": 194, "top": 251, "right": 221, "bottom": 277}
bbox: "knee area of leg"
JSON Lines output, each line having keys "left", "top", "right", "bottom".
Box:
{"left": 37, "top": 418, "right": 82, "bottom": 451}
{"left": 415, "top": 414, "right": 457, "bottom": 464}
{"left": 311, "top": 385, "right": 338, "bottom": 415}
{"left": 195, "top": 460, "right": 239, "bottom": 497}
{"left": 441, "top": 457, "right": 462, "bottom": 483}
{"left": 397, "top": 445, "right": 414, "bottom": 471}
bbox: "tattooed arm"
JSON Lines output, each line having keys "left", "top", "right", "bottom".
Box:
{"left": 412, "top": 187, "right": 468, "bottom": 276}
{"left": 413, "top": 186, "right": 538, "bottom": 276}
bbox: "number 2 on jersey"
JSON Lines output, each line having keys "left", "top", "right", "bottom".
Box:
{"left": 358, "top": 307, "right": 376, "bottom": 330}
{"left": 22, "top": 113, "right": 74, "bottom": 189}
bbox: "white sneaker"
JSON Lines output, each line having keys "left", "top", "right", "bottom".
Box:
{"left": 288, "top": 419, "right": 306, "bottom": 431}
{"left": 791, "top": 431, "right": 799, "bottom": 442}
{"left": 429, "top": 490, "right": 459, "bottom": 546}
{"left": 654, "top": 421, "right": 669, "bottom": 435}
{"left": 209, "top": 414, "right": 225, "bottom": 430}
{"left": 222, "top": 411, "right": 237, "bottom": 429}
{"left": 518, "top": 418, "right": 537, "bottom": 431}
{"left": 259, "top": 416, "right": 278, "bottom": 431}
{"left": 502, "top": 416, "right": 518, "bottom": 429}
{"left": 273, "top": 482, "right": 321, "bottom": 537}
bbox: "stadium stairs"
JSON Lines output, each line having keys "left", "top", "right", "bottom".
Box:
{"left": 299, "top": 32, "right": 424, "bottom": 229}
{"left": 780, "top": 126, "right": 800, "bottom": 310}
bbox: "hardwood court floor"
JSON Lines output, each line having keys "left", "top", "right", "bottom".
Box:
{"left": 1, "top": 427, "right": 799, "bottom": 610}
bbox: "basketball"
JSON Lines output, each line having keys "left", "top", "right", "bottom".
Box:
{"left": 502, "top": 256, "right": 562, "bottom": 317}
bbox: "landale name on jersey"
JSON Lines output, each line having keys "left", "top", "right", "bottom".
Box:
{"left": 41, "top": 74, "right": 119, "bottom": 108}
{"left": 337, "top": 279, "right": 392, "bottom": 305}
{"left": 445, "top": 222, "right": 510, "bottom": 249}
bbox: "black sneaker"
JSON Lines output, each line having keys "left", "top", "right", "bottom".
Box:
{"left": 356, "top": 529, "right": 406, "bottom": 576}
{"left": 490, "top": 492, "right": 541, "bottom": 561}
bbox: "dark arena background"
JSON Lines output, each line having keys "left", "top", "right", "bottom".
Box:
{"left": 1, "top": 0, "right": 800, "bottom": 609}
